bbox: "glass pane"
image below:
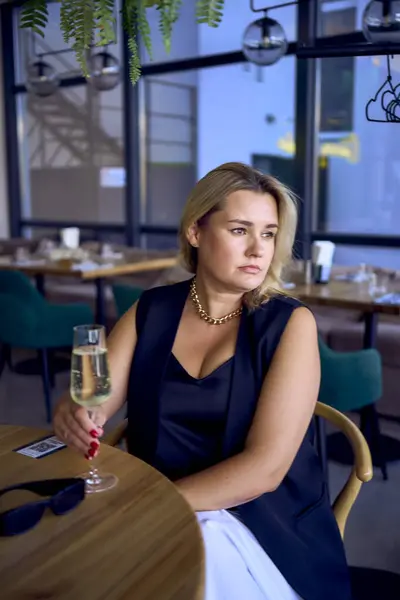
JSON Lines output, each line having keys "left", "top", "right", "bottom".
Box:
{"left": 17, "top": 83, "right": 125, "bottom": 224}
{"left": 140, "top": 1, "right": 297, "bottom": 64}
{"left": 142, "top": 57, "right": 296, "bottom": 249}
{"left": 319, "top": 2, "right": 356, "bottom": 132}
{"left": 334, "top": 246, "right": 400, "bottom": 271}
{"left": 319, "top": 0, "right": 374, "bottom": 33}
{"left": 315, "top": 55, "right": 400, "bottom": 237}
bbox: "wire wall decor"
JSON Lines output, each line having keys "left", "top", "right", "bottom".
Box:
{"left": 365, "top": 55, "right": 400, "bottom": 123}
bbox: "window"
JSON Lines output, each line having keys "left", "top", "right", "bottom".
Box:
{"left": 141, "top": 57, "right": 296, "bottom": 248}
{"left": 334, "top": 246, "right": 400, "bottom": 271}
{"left": 14, "top": 3, "right": 125, "bottom": 227}
{"left": 316, "top": 55, "right": 400, "bottom": 238}
{"left": 319, "top": 2, "right": 356, "bottom": 133}
{"left": 17, "top": 83, "right": 125, "bottom": 225}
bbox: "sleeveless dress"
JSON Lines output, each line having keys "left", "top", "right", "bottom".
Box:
{"left": 152, "top": 353, "right": 302, "bottom": 600}
{"left": 127, "top": 280, "right": 352, "bottom": 600}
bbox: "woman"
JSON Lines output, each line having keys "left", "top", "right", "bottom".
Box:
{"left": 54, "top": 162, "right": 352, "bottom": 600}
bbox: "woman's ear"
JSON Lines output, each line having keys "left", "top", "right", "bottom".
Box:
{"left": 186, "top": 222, "right": 200, "bottom": 248}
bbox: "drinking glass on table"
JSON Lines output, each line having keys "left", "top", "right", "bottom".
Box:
{"left": 70, "top": 324, "right": 118, "bottom": 493}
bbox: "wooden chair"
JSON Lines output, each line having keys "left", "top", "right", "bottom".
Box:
{"left": 104, "top": 401, "right": 373, "bottom": 539}
{"left": 315, "top": 402, "right": 373, "bottom": 537}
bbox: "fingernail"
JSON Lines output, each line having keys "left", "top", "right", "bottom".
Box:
{"left": 88, "top": 447, "right": 97, "bottom": 458}
{"left": 90, "top": 441, "right": 99, "bottom": 450}
{"left": 90, "top": 430, "right": 99, "bottom": 438}
{"left": 85, "top": 454, "right": 92, "bottom": 461}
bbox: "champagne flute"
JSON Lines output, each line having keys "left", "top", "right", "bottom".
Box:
{"left": 70, "top": 324, "right": 118, "bottom": 493}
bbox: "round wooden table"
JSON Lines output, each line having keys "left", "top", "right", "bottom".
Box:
{"left": 0, "top": 425, "right": 205, "bottom": 600}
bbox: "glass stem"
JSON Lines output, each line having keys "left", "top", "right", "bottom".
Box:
{"left": 88, "top": 409, "right": 101, "bottom": 483}
{"left": 88, "top": 460, "right": 100, "bottom": 482}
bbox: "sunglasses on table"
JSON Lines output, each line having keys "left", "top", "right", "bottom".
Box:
{"left": 0, "top": 478, "right": 85, "bottom": 537}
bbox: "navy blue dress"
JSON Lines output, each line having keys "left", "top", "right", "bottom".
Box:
{"left": 154, "top": 354, "right": 232, "bottom": 481}
{"left": 126, "top": 279, "right": 353, "bottom": 600}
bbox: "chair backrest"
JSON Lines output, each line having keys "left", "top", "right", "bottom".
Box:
{"left": 104, "top": 401, "right": 373, "bottom": 539}
{"left": 112, "top": 284, "right": 143, "bottom": 318}
{"left": 314, "top": 402, "right": 372, "bottom": 537}
{"left": 0, "top": 293, "right": 38, "bottom": 346}
{"left": 318, "top": 336, "right": 382, "bottom": 412}
{"left": 0, "top": 270, "right": 45, "bottom": 308}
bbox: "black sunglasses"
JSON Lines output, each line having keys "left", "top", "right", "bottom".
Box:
{"left": 0, "top": 478, "right": 85, "bottom": 536}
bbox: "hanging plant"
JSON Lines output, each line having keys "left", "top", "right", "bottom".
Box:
{"left": 19, "top": 0, "right": 225, "bottom": 85}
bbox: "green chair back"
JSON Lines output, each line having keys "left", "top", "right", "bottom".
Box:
{"left": 318, "top": 336, "right": 382, "bottom": 413}
{"left": 0, "top": 270, "right": 45, "bottom": 308}
{"left": 0, "top": 271, "right": 94, "bottom": 349}
{"left": 112, "top": 283, "right": 143, "bottom": 318}
{"left": 0, "top": 293, "right": 38, "bottom": 347}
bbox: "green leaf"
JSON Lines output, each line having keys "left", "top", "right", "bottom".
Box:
{"left": 20, "top": 0, "right": 49, "bottom": 38}
{"left": 135, "top": 0, "right": 153, "bottom": 61}
{"left": 94, "top": 0, "right": 116, "bottom": 46}
{"left": 70, "top": 0, "right": 95, "bottom": 76}
{"left": 158, "top": 0, "right": 182, "bottom": 55}
{"left": 128, "top": 36, "right": 141, "bottom": 85}
{"left": 121, "top": 0, "right": 142, "bottom": 84}
{"left": 196, "top": 0, "right": 224, "bottom": 27}
{"left": 60, "top": 0, "right": 75, "bottom": 44}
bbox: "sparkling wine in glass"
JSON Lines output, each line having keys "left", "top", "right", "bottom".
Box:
{"left": 70, "top": 324, "right": 118, "bottom": 493}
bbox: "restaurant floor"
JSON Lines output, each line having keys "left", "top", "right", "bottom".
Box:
{"left": 1, "top": 349, "right": 399, "bottom": 588}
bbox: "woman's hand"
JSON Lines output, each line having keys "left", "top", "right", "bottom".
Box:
{"left": 53, "top": 395, "right": 106, "bottom": 458}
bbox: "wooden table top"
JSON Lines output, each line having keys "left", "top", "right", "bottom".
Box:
{"left": 292, "top": 281, "right": 400, "bottom": 315}
{"left": 0, "top": 253, "right": 178, "bottom": 280}
{"left": 0, "top": 425, "right": 204, "bottom": 600}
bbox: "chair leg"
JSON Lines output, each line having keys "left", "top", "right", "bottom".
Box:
{"left": 360, "top": 404, "right": 388, "bottom": 481}
{"left": 0, "top": 343, "right": 13, "bottom": 377}
{"left": 37, "top": 349, "right": 56, "bottom": 388}
{"left": 39, "top": 348, "right": 52, "bottom": 423}
{"left": 0, "top": 344, "right": 7, "bottom": 378}
{"left": 48, "top": 351, "right": 56, "bottom": 388}
{"left": 4, "top": 343, "right": 12, "bottom": 371}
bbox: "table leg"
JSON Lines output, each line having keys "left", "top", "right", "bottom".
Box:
{"left": 363, "top": 312, "right": 378, "bottom": 349}
{"left": 95, "top": 278, "right": 106, "bottom": 325}
{"left": 35, "top": 274, "right": 46, "bottom": 297}
{"left": 361, "top": 311, "right": 392, "bottom": 480}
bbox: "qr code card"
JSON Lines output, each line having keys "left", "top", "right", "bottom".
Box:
{"left": 14, "top": 435, "right": 66, "bottom": 459}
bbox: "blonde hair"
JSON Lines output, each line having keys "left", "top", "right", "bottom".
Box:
{"left": 179, "top": 162, "right": 298, "bottom": 308}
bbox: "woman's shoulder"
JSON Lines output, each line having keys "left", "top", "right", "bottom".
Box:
{"left": 256, "top": 292, "right": 305, "bottom": 317}
{"left": 250, "top": 293, "right": 312, "bottom": 337}
{"left": 141, "top": 278, "right": 192, "bottom": 302}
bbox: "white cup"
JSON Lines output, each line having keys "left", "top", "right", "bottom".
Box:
{"left": 60, "top": 227, "right": 80, "bottom": 249}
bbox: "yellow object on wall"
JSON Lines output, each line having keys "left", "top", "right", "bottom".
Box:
{"left": 277, "top": 132, "right": 360, "bottom": 164}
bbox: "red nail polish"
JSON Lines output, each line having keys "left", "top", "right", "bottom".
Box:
{"left": 90, "top": 430, "right": 99, "bottom": 438}
{"left": 90, "top": 441, "right": 99, "bottom": 450}
{"left": 88, "top": 447, "right": 96, "bottom": 457}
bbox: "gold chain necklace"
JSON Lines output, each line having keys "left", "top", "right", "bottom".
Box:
{"left": 189, "top": 278, "right": 243, "bottom": 325}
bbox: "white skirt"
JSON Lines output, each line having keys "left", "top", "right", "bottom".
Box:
{"left": 196, "top": 509, "right": 302, "bottom": 600}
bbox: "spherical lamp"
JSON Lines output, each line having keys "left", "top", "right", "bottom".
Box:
{"left": 88, "top": 51, "right": 120, "bottom": 91}
{"left": 242, "top": 16, "right": 288, "bottom": 66}
{"left": 26, "top": 60, "right": 60, "bottom": 97}
{"left": 363, "top": 0, "right": 400, "bottom": 43}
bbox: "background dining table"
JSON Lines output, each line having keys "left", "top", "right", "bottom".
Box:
{"left": 292, "top": 280, "right": 400, "bottom": 348}
{"left": 0, "top": 425, "right": 204, "bottom": 600}
{"left": 0, "top": 249, "right": 178, "bottom": 324}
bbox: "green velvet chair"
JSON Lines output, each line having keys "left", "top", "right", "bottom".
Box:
{"left": 0, "top": 270, "right": 93, "bottom": 422}
{"left": 112, "top": 283, "right": 143, "bottom": 319}
{"left": 318, "top": 336, "right": 387, "bottom": 479}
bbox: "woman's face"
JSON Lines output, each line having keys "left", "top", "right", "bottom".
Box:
{"left": 187, "top": 190, "right": 279, "bottom": 293}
